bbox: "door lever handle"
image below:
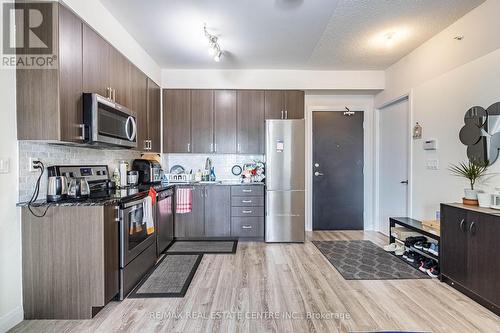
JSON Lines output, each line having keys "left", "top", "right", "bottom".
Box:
{"left": 314, "top": 172, "right": 324, "bottom": 177}
{"left": 400, "top": 180, "right": 409, "bottom": 184}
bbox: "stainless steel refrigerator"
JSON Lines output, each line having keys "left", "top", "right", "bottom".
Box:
{"left": 265, "top": 119, "right": 305, "bottom": 243}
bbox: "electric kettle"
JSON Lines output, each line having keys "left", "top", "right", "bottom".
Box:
{"left": 67, "top": 177, "right": 90, "bottom": 199}
{"left": 47, "top": 176, "right": 68, "bottom": 202}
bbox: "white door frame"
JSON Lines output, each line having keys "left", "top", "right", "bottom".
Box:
{"left": 374, "top": 92, "right": 414, "bottom": 234}
{"left": 306, "top": 102, "right": 375, "bottom": 231}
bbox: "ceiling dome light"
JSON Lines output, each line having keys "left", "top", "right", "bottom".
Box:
{"left": 385, "top": 32, "right": 396, "bottom": 48}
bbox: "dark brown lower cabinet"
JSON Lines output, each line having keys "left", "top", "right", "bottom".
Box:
{"left": 441, "top": 204, "right": 500, "bottom": 315}
{"left": 21, "top": 205, "right": 119, "bottom": 319}
{"left": 205, "top": 186, "right": 231, "bottom": 236}
{"left": 174, "top": 185, "right": 232, "bottom": 238}
{"left": 175, "top": 186, "right": 205, "bottom": 238}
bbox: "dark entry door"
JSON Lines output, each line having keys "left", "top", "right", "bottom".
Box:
{"left": 313, "top": 112, "right": 364, "bottom": 230}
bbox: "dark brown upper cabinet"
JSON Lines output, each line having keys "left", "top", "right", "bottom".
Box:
{"left": 83, "top": 25, "right": 133, "bottom": 107}
{"left": 130, "top": 66, "right": 148, "bottom": 151}
{"left": 83, "top": 24, "right": 110, "bottom": 98}
{"left": 191, "top": 90, "right": 215, "bottom": 153}
{"left": 109, "top": 49, "right": 132, "bottom": 108}
{"left": 237, "top": 90, "right": 265, "bottom": 154}
{"left": 17, "top": 3, "right": 83, "bottom": 142}
{"left": 163, "top": 90, "right": 192, "bottom": 153}
{"left": 264, "top": 90, "right": 304, "bottom": 120}
{"left": 17, "top": 2, "right": 158, "bottom": 149}
{"left": 264, "top": 90, "right": 285, "bottom": 120}
{"left": 147, "top": 79, "right": 161, "bottom": 153}
{"left": 214, "top": 90, "right": 237, "bottom": 154}
{"left": 284, "top": 90, "right": 305, "bottom": 119}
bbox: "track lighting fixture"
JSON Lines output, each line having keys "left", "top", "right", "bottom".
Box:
{"left": 204, "top": 23, "right": 223, "bottom": 62}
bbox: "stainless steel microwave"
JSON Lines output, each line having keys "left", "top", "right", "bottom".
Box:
{"left": 83, "top": 93, "right": 137, "bottom": 148}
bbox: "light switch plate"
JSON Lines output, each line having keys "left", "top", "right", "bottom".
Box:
{"left": 426, "top": 159, "right": 439, "bottom": 170}
{"left": 0, "top": 157, "right": 10, "bottom": 174}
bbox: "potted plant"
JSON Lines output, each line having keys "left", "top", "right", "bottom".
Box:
{"left": 449, "top": 160, "right": 488, "bottom": 203}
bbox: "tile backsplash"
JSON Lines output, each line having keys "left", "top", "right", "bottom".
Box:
{"left": 162, "top": 154, "right": 265, "bottom": 182}
{"left": 18, "top": 141, "right": 141, "bottom": 202}
{"left": 18, "top": 142, "right": 265, "bottom": 202}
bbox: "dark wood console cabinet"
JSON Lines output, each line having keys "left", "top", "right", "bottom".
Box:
{"left": 440, "top": 203, "right": 500, "bottom": 315}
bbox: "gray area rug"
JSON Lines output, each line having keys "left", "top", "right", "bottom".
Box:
{"left": 166, "top": 240, "right": 237, "bottom": 254}
{"left": 128, "top": 254, "right": 203, "bottom": 298}
{"left": 312, "top": 240, "right": 430, "bottom": 280}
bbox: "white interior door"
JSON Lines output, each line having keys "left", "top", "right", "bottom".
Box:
{"left": 378, "top": 98, "right": 409, "bottom": 234}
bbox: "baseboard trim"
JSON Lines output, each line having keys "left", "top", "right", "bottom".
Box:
{"left": 0, "top": 306, "right": 23, "bottom": 333}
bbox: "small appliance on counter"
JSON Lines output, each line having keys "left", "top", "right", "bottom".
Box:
{"left": 132, "top": 159, "right": 162, "bottom": 184}
{"left": 127, "top": 170, "right": 139, "bottom": 186}
{"left": 68, "top": 177, "right": 90, "bottom": 199}
{"left": 46, "top": 176, "right": 68, "bottom": 202}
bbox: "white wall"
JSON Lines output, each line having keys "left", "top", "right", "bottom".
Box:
{"left": 409, "top": 49, "right": 500, "bottom": 219}
{"left": 61, "top": 0, "right": 161, "bottom": 84}
{"left": 162, "top": 69, "right": 385, "bottom": 90}
{"left": 375, "top": 0, "right": 500, "bottom": 222}
{"left": 0, "top": 69, "right": 22, "bottom": 332}
{"left": 305, "top": 93, "right": 375, "bottom": 231}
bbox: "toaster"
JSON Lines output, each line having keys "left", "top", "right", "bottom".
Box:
{"left": 132, "top": 159, "right": 162, "bottom": 184}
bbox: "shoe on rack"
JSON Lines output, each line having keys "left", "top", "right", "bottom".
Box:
{"left": 383, "top": 243, "right": 398, "bottom": 252}
{"left": 402, "top": 251, "right": 409, "bottom": 259}
{"left": 419, "top": 259, "right": 435, "bottom": 273}
{"left": 422, "top": 242, "right": 433, "bottom": 252}
{"left": 395, "top": 244, "right": 405, "bottom": 256}
{"left": 427, "top": 265, "right": 440, "bottom": 278}
{"left": 404, "top": 236, "right": 427, "bottom": 248}
{"left": 428, "top": 244, "right": 439, "bottom": 256}
{"left": 414, "top": 241, "right": 425, "bottom": 249}
{"left": 406, "top": 252, "right": 418, "bottom": 263}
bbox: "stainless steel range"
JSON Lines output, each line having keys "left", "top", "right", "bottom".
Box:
{"left": 47, "top": 164, "right": 172, "bottom": 300}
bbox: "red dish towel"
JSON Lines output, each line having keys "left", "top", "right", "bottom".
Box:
{"left": 176, "top": 187, "right": 192, "bottom": 214}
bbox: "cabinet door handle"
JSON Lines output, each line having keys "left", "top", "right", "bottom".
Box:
{"left": 242, "top": 210, "right": 253, "bottom": 214}
{"left": 210, "top": 143, "right": 214, "bottom": 152}
{"left": 242, "top": 225, "right": 253, "bottom": 229}
{"left": 242, "top": 189, "right": 252, "bottom": 193}
{"left": 469, "top": 221, "right": 476, "bottom": 235}
{"left": 187, "top": 143, "right": 191, "bottom": 152}
{"left": 214, "top": 143, "right": 217, "bottom": 153}
{"left": 281, "top": 110, "right": 284, "bottom": 119}
{"left": 242, "top": 200, "right": 252, "bottom": 203}
{"left": 237, "top": 143, "right": 241, "bottom": 153}
{"left": 285, "top": 110, "right": 288, "bottom": 119}
{"left": 459, "top": 219, "right": 466, "bottom": 232}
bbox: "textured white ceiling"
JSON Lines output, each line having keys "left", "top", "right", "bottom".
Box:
{"left": 100, "top": 0, "right": 485, "bottom": 70}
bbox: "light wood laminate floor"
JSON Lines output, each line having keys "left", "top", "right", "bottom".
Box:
{"left": 12, "top": 231, "right": 500, "bottom": 333}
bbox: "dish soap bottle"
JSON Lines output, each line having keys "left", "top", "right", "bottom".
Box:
{"left": 210, "top": 167, "right": 216, "bottom": 182}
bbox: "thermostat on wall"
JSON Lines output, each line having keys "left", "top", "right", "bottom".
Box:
{"left": 423, "top": 139, "right": 438, "bottom": 150}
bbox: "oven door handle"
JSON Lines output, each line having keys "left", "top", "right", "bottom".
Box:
{"left": 123, "top": 198, "right": 145, "bottom": 209}
{"left": 125, "top": 116, "right": 137, "bottom": 141}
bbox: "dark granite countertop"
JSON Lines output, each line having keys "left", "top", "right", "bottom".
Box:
{"left": 17, "top": 182, "right": 265, "bottom": 208}
{"left": 17, "top": 184, "right": 175, "bottom": 208}
{"left": 171, "top": 181, "right": 265, "bottom": 186}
